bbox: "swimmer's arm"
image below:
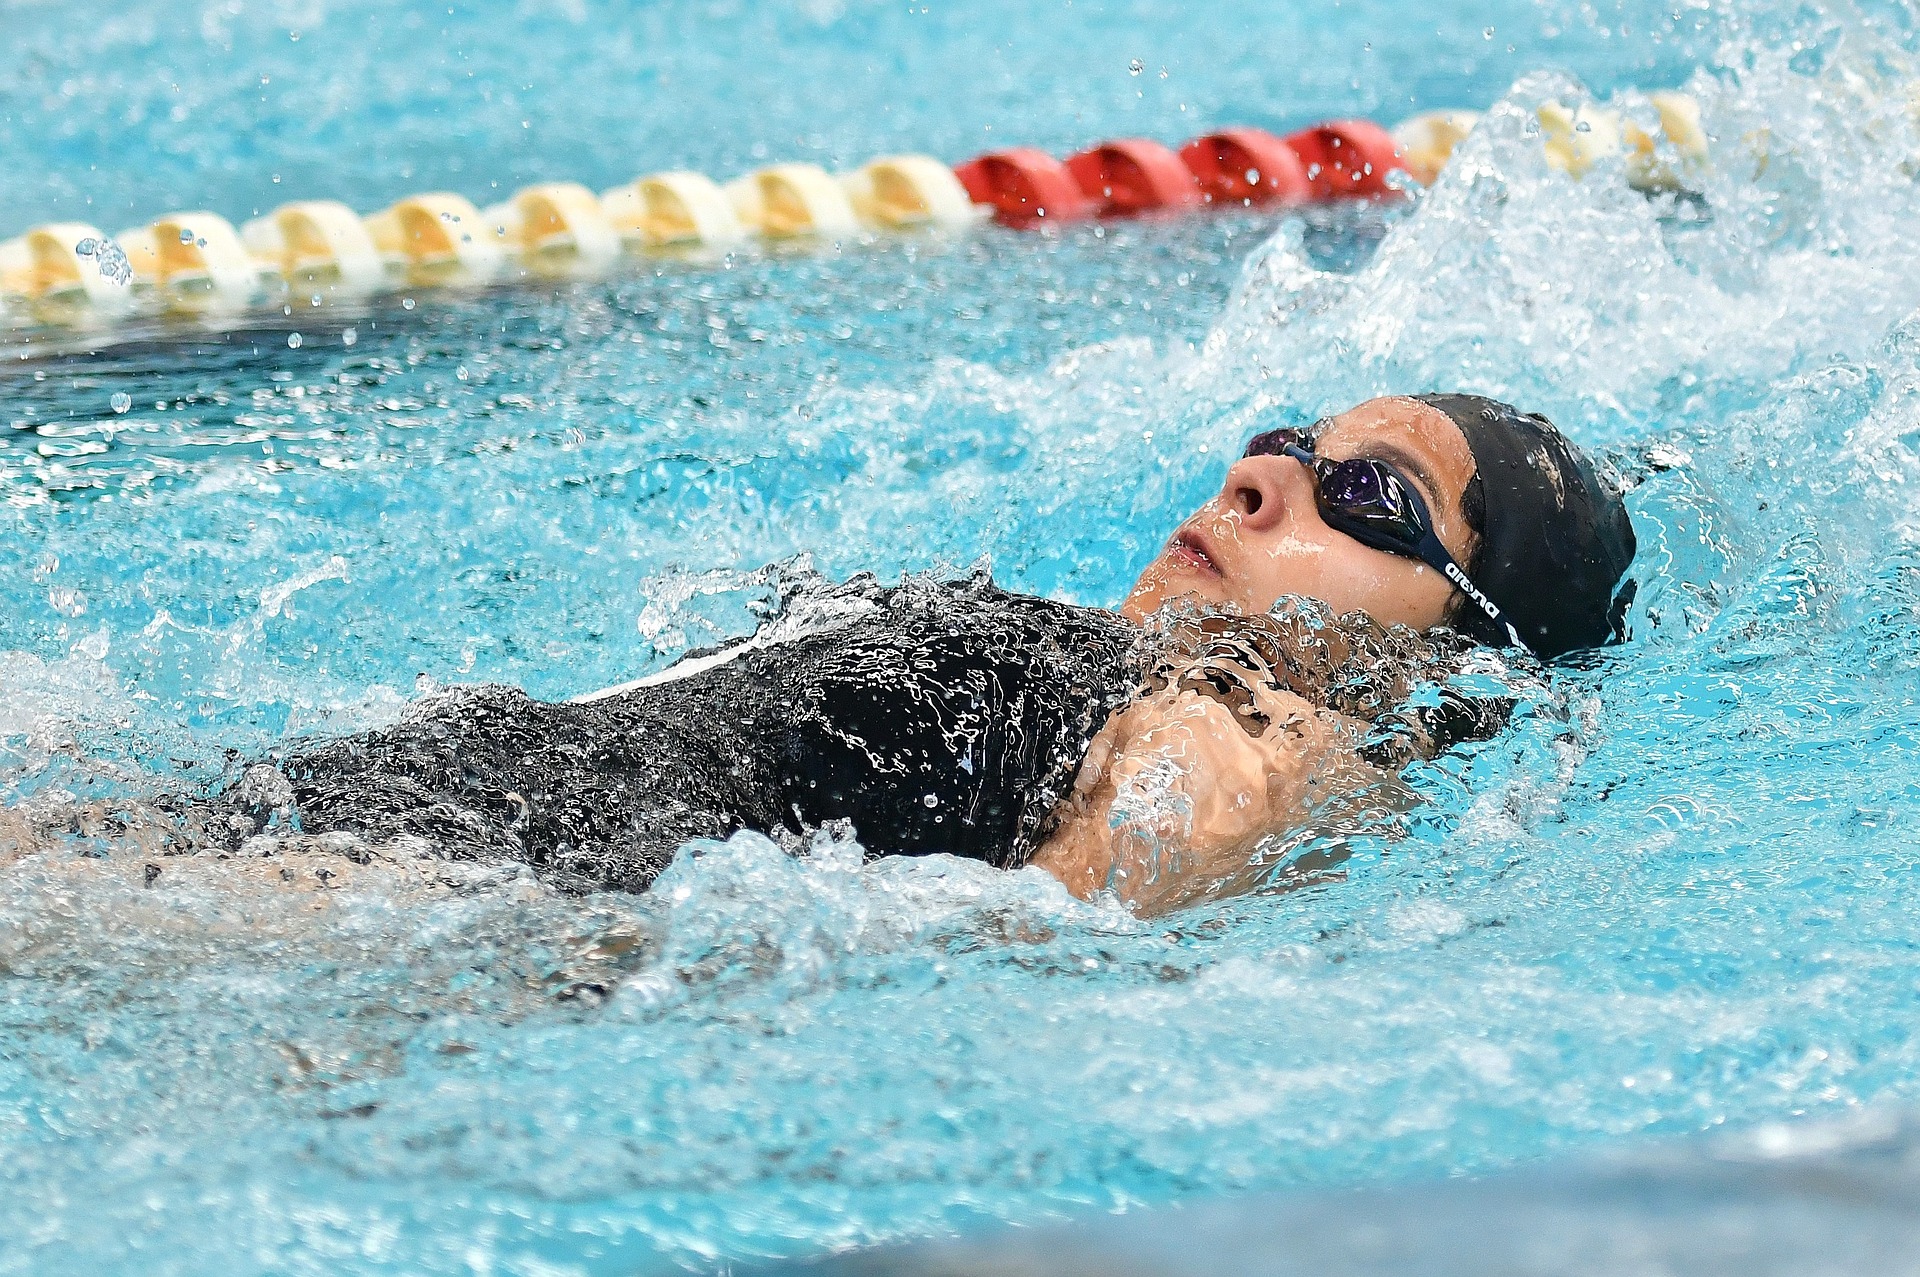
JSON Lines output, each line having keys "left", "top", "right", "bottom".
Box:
{"left": 1030, "top": 674, "right": 1381, "bottom": 917}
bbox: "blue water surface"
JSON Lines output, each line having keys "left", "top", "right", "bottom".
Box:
{"left": 5, "top": 1, "right": 1920, "bottom": 1274}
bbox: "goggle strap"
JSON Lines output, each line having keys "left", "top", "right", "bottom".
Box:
{"left": 1420, "top": 530, "right": 1527, "bottom": 651}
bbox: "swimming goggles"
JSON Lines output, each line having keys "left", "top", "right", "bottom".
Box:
{"left": 1242, "top": 427, "right": 1525, "bottom": 649}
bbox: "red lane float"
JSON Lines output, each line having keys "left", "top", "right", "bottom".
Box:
{"left": 953, "top": 118, "right": 1408, "bottom": 228}
{"left": 951, "top": 148, "right": 1092, "bottom": 227}
{"left": 1178, "top": 128, "right": 1312, "bottom": 206}
{"left": 1283, "top": 119, "right": 1406, "bottom": 198}
{"left": 1063, "top": 139, "right": 1202, "bottom": 217}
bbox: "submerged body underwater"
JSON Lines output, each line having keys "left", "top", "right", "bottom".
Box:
{"left": 7, "top": 0, "right": 1920, "bottom": 1273}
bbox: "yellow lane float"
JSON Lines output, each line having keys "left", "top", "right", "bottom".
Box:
{"left": 120, "top": 212, "right": 262, "bottom": 313}
{"left": 240, "top": 200, "right": 387, "bottom": 299}
{"left": 1624, "top": 91, "right": 1710, "bottom": 191}
{"left": 0, "top": 223, "right": 133, "bottom": 314}
{"left": 1390, "top": 111, "right": 1482, "bottom": 187}
{"left": 601, "top": 171, "right": 745, "bottom": 249}
{"left": 483, "top": 181, "right": 622, "bottom": 272}
{"left": 726, "top": 163, "right": 861, "bottom": 239}
{"left": 840, "top": 154, "right": 982, "bottom": 228}
{"left": 0, "top": 237, "right": 26, "bottom": 317}
{"left": 363, "top": 192, "right": 506, "bottom": 286}
{"left": 1536, "top": 101, "right": 1627, "bottom": 179}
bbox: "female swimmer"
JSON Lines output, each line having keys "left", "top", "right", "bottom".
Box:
{"left": 186, "top": 393, "right": 1635, "bottom": 915}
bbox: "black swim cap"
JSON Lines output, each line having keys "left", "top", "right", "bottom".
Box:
{"left": 1412, "top": 393, "right": 1636, "bottom": 660}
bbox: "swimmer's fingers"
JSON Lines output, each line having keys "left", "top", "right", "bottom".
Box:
{"left": 1109, "top": 698, "right": 1275, "bottom": 845}
{"left": 1063, "top": 693, "right": 1167, "bottom": 807}
{"left": 1066, "top": 720, "right": 1122, "bottom": 801}
{"left": 1168, "top": 636, "right": 1318, "bottom": 740}
{"left": 1175, "top": 662, "right": 1272, "bottom": 736}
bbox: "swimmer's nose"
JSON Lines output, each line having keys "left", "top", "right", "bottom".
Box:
{"left": 1221, "top": 453, "right": 1317, "bottom": 532}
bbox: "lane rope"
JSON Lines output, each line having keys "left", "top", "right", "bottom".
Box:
{"left": 0, "top": 96, "right": 1713, "bottom": 341}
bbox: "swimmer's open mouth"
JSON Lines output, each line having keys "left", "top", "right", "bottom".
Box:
{"left": 1168, "top": 529, "right": 1223, "bottom": 577}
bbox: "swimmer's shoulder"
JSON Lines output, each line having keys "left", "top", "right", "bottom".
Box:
{"left": 572, "top": 571, "right": 1137, "bottom": 704}
{"left": 572, "top": 572, "right": 894, "bottom": 703}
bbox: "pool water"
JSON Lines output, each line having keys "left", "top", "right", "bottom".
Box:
{"left": 6, "top": 0, "right": 1920, "bottom": 1273}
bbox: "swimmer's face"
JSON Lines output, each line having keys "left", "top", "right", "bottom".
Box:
{"left": 1123, "top": 396, "right": 1479, "bottom": 630}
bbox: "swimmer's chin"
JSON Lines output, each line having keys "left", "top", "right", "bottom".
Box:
{"left": 1120, "top": 578, "right": 1240, "bottom": 625}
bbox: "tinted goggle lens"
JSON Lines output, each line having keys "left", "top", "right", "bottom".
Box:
{"left": 1241, "top": 431, "right": 1428, "bottom": 550}
{"left": 1319, "top": 461, "right": 1424, "bottom": 547}
{"left": 1242, "top": 427, "right": 1310, "bottom": 458}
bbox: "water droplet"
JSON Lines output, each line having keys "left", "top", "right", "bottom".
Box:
{"left": 1245, "top": 167, "right": 1261, "bottom": 186}
{"left": 1574, "top": 120, "right": 1592, "bottom": 133}
{"left": 89, "top": 240, "right": 131, "bottom": 286}
{"left": 1128, "top": 58, "right": 1144, "bottom": 75}
{"left": 1483, "top": 25, "right": 1495, "bottom": 37}
{"left": 287, "top": 333, "right": 303, "bottom": 349}
{"left": 310, "top": 294, "right": 322, "bottom": 307}
{"left": 922, "top": 793, "right": 939, "bottom": 808}
{"left": 455, "top": 365, "right": 469, "bottom": 381}
{"left": 178, "top": 228, "right": 195, "bottom": 244}
{"left": 74, "top": 238, "right": 97, "bottom": 257}
{"left": 402, "top": 298, "right": 416, "bottom": 310}
{"left": 196, "top": 238, "right": 207, "bottom": 248}
{"left": 341, "top": 328, "right": 358, "bottom": 347}
{"left": 109, "top": 392, "right": 131, "bottom": 414}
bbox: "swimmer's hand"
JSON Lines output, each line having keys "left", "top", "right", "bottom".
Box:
{"left": 1030, "top": 644, "right": 1375, "bottom": 916}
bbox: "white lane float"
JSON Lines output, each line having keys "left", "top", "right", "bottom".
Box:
{"left": 483, "top": 181, "right": 623, "bottom": 274}
{"left": 601, "top": 171, "right": 746, "bottom": 249}
{"left": 840, "top": 154, "right": 984, "bottom": 229}
{"left": 240, "top": 199, "right": 388, "bottom": 301}
{"left": 1624, "top": 91, "right": 1711, "bottom": 192}
{"left": 726, "top": 163, "right": 861, "bottom": 239}
{"left": 118, "top": 211, "right": 263, "bottom": 314}
{"left": 0, "top": 222, "right": 135, "bottom": 325}
{"left": 1391, "top": 111, "right": 1482, "bottom": 188}
{"left": 1535, "top": 101, "right": 1628, "bottom": 180}
{"left": 362, "top": 192, "right": 507, "bottom": 287}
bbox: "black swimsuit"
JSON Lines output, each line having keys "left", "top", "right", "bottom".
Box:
{"left": 273, "top": 576, "right": 1147, "bottom": 892}
{"left": 228, "top": 575, "right": 1507, "bottom": 893}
